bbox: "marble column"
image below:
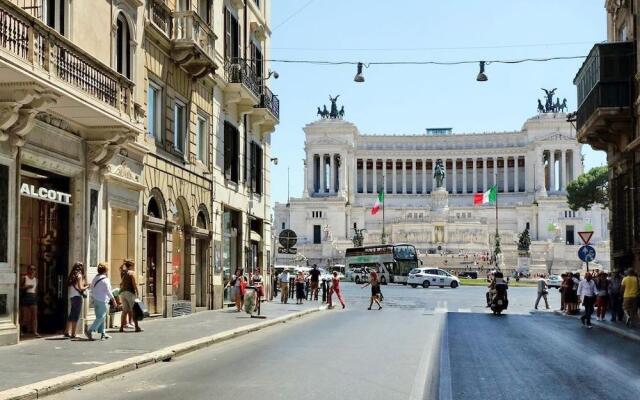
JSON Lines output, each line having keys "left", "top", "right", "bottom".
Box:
{"left": 432, "top": 160, "right": 436, "bottom": 191}
{"left": 514, "top": 156, "right": 520, "bottom": 193}
{"left": 372, "top": 158, "right": 377, "bottom": 194}
{"left": 382, "top": 158, "right": 387, "bottom": 194}
{"left": 462, "top": 158, "right": 468, "bottom": 194}
{"left": 482, "top": 157, "right": 487, "bottom": 192}
{"left": 402, "top": 160, "right": 407, "bottom": 194}
{"left": 412, "top": 159, "right": 417, "bottom": 194}
{"left": 472, "top": 158, "right": 477, "bottom": 193}
{"left": 362, "top": 158, "right": 367, "bottom": 194}
{"left": 319, "top": 154, "right": 325, "bottom": 193}
{"left": 422, "top": 159, "right": 427, "bottom": 194}
{"left": 329, "top": 154, "right": 335, "bottom": 193}
{"left": 503, "top": 157, "right": 509, "bottom": 193}
{"left": 549, "top": 150, "right": 556, "bottom": 192}
{"left": 392, "top": 159, "right": 397, "bottom": 194}
{"left": 561, "top": 150, "right": 567, "bottom": 191}
{"left": 452, "top": 158, "right": 457, "bottom": 194}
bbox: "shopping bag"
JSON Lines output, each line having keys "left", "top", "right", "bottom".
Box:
{"left": 133, "top": 299, "right": 148, "bottom": 321}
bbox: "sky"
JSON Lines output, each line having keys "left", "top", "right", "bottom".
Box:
{"left": 267, "top": 0, "right": 607, "bottom": 205}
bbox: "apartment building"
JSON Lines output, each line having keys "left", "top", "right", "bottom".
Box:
{"left": 0, "top": 0, "right": 278, "bottom": 345}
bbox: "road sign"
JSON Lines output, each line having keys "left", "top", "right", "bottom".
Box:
{"left": 278, "top": 229, "right": 297, "bottom": 249}
{"left": 578, "top": 245, "right": 596, "bottom": 262}
{"left": 578, "top": 231, "right": 594, "bottom": 245}
{"left": 277, "top": 247, "right": 297, "bottom": 254}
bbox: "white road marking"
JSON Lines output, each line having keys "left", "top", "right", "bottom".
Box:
{"left": 72, "top": 361, "right": 106, "bottom": 365}
{"left": 439, "top": 318, "right": 453, "bottom": 400}
{"left": 457, "top": 308, "right": 472, "bottom": 313}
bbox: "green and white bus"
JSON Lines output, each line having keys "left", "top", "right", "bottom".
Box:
{"left": 345, "top": 244, "right": 420, "bottom": 284}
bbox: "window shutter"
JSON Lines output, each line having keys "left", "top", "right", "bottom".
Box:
{"left": 224, "top": 8, "right": 231, "bottom": 60}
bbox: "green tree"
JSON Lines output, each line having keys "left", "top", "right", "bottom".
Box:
{"left": 566, "top": 166, "right": 608, "bottom": 211}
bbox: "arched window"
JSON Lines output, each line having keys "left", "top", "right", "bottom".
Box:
{"left": 196, "top": 212, "right": 207, "bottom": 229}
{"left": 147, "top": 197, "right": 161, "bottom": 218}
{"left": 116, "top": 12, "right": 131, "bottom": 79}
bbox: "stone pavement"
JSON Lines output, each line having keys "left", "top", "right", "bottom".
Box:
{"left": 0, "top": 300, "right": 324, "bottom": 397}
{"left": 553, "top": 309, "right": 640, "bottom": 342}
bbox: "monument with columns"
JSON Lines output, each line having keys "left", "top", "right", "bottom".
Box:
{"left": 275, "top": 104, "right": 610, "bottom": 274}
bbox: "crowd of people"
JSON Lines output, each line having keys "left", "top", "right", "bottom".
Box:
{"left": 556, "top": 269, "right": 639, "bottom": 328}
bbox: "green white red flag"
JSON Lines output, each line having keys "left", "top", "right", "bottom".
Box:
{"left": 371, "top": 190, "right": 384, "bottom": 215}
{"left": 473, "top": 186, "right": 496, "bottom": 206}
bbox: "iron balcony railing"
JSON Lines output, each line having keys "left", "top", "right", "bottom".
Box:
{"left": 257, "top": 85, "right": 279, "bottom": 120}
{"left": 172, "top": 10, "right": 215, "bottom": 61}
{"left": 148, "top": 0, "right": 172, "bottom": 37}
{"left": 224, "top": 58, "right": 261, "bottom": 99}
{"left": 0, "top": 0, "right": 134, "bottom": 117}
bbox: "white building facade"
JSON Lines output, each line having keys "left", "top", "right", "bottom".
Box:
{"left": 275, "top": 112, "right": 609, "bottom": 274}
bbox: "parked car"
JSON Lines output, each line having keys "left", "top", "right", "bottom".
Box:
{"left": 408, "top": 268, "right": 460, "bottom": 289}
{"left": 350, "top": 267, "right": 371, "bottom": 284}
{"left": 458, "top": 271, "right": 479, "bottom": 279}
{"left": 546, "top": 275, "right": 563, "bottom": 289}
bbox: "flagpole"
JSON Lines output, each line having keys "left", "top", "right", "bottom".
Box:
{"left": 382, "top": 188, "right": 386, "bottom": 244}
{"left": 494, "top": 172, "right": 500, "bottom": 270}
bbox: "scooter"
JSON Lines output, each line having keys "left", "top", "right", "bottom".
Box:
{"left": 490, "top": 284, "right": 509, "bottom": 315}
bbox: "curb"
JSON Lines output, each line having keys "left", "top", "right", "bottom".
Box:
{"left": 0, "top": 305, "right": 326, "bottom": 400}
{"left": 553, "top": 310, "right": 640, "bottom": 343}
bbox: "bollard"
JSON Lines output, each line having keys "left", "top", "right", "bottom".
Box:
{"left": 322, "top": 280, "right": 328, "bottom": 303}
{"left": 289, "top": 277, "right": 295, "bottom": 299}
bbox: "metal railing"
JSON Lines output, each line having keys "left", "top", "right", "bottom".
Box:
{"left": 257, "top": 85, "right": 279, "bottom": 120}
{"left": 224, "top": 58, "right": 261, "bottom": 98}
{"left": 148, "top": 0, "right": 172, "bottom": 37}
{"left": 0, "top": 1, "right": 134, "bottom": 116}
{"left": 172, "top": 10, "right": 215, "bottom": 61}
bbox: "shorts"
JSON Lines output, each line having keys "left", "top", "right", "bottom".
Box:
{"left": 21, "top": 293, "right": 37, "bottom": 307}
{"left": 120, "top": 290, "right": 136, "bottom": 313}
{"left": 371, "top": 285, "right": 381, "bottom": 297}
{"left": 68, "top": 296, "right": 83, "bottom": 322}
{"left": 310, "top": 281, "right": 319, "bottom": 291}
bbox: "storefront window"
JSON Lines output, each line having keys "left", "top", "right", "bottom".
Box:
{"left": 222, "top": 210, "right": 239, "bottom": 303}
{"left": 88, "top": 190, "right": 98, "bottom": 270}
{"left": 110, "top": 209, "right": 134, "bottom": 288}
{"left": 0, "top": 165, "right": 7, "bottom": 263}
{"left": 172, "top": 204, "right": 188, "bottom": 301}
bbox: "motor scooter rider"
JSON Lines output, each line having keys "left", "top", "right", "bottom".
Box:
{"left": 486, "top": 271, "right": 508, "bottom": 307}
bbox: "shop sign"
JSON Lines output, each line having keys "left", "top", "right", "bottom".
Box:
{"left": 20, "top": 183, "right": 72, "bottom": 206}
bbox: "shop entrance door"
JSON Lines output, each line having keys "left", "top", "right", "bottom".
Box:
{"left": 146, "top": 231, "right": 160, "bottom": 314}
{"left": 195, "top": 239, "right": 208, "bottom": 308}
{"left": 19, "top": 172, "right": 69, "bottom": 334}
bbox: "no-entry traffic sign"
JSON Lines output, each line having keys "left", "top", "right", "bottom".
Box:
{"left": 578, "top": 231, "right": 593, "bottom": 245}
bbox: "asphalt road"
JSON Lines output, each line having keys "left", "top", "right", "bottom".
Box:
{"left": 50, "top": 283, "right": 640, "bottom": 400}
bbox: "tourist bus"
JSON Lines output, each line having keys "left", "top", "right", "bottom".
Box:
{"left": 344, "top": 244, "right": 420, "bottom": 284}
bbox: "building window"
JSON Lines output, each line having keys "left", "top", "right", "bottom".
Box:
{"left": 147, "top": 83, "right": 161, "bottom": 141}
{"left": 116, "top": 13, "right": 131, "bottom": 79}
{"left": 177, "top": 0, "right": 190, "bottom": 11}
{"left": 224, "top": 8, "right": 241, "bottom": 61}
{"left": 224, "top": 121, "right": 240, "bottom": 183}
{"left": 198, "top": 0, "right": 211, "bottom": 24}
{"left": 196, "top": 114, "right": 208, "bottom": 163}
{"left": 45, "top": 0, "right": 67, "bottom": 35}
{"left": 173, "top": 101, "right": 186, "bottom": 153}
{"left": 249, "top": 141, "right": 263, "bottom": 194}
{"left": 313, "top": 225, "right": 321, "bottom": 244}
{"left": 0, "top": 164, "right": 7, "bottom": 263}
{"left": 566, "top": 225, "right": 575, "bottom": 245}
{"left": 281, "top": 222, "right": 285, "bottom": 230}
{"left": 250, "top": 42, "right": 263, "bottom": 79}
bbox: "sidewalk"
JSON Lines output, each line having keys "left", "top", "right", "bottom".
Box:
{"left": 553, "top": 310, "right": 640, "bottom": 342}
{"left": 0, "top": 301, "right": 325, "bottom": 399}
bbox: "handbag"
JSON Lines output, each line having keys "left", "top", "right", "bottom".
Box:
{"left": 133, "top": 299, "right": 148, "bottom": 321}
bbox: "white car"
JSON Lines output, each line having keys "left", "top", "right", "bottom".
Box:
{"left": 546, "top": 275, "right": 563, "bottom": 289}
{"left": 408, "top": 268, "right": 460, "bottom": 289}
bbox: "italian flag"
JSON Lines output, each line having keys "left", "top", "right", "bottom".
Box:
{"left": 371, "top": 190, "right": 384, "bottom": 215}
{"left": 473, "top": 186, "right": 496, "bottom": 206}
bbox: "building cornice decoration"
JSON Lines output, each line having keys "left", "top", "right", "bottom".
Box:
{"left": 87, "top": 129, "right": 137, "bottom": 171}
{"left": 0, "top": 85, "right": 59, "bottom": 147}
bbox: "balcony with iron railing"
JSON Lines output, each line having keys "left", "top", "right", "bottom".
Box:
{"left": 255, "top": 85, "right": 279, "bottom": 121}
{"left": 573, "top": 41, "right": 634, "bottom": 150}
{"left": 0, "top": 0, "right": 138, "bottom": 128}
{"left": 171, "top": 10, "right": 217, "bottom": 78}
{"left": 224, "top": 58, "right": 261, "bottom": 100}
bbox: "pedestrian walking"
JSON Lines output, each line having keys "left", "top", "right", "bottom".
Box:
{"left": 621, "top": 269, "right": 639, "bottom": 327}
{"left": 86, "top": 263, "right": 117, "bottom": 341}
{"left": 65, "top": 262, "right": 88, "bottom": 339}
{"left": 559, "top": 273, "right": 567, "bottom": 311}
{"left": 278, "top": 269, "right": 290, "bottom": 304}
{"left": 19, "top": 265, "right": 39, "bottom": 337}
{"left": 119, "top": 260, "right": 143, "bottom": 333}
{"left": 295, "top": 271, "right": 305, "bottom": 304}
{"left": 361, "top": 270, "right": 382, "bottom": 310}
{"left": 577, "top": 272, "right": 597, "bottom": 328}
{"left": 595, "top": 272, "right": 609, "bottom": 321}
{"left": 534, "top": 277, "right": 550, "bottom": 310}
{"left": 309, "top": 264, "right": 321, "bottom": 301}
{"left": 328, "top": 271, "right": 346, "bottom": 309}
{"left": 609, "top": 271, "right": 624, "bottom": 322}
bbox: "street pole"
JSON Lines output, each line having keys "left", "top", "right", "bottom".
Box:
{"left": 382, "top": 186, "right": 386, "bottom": 244}
{"left": 494, "top": 172, "right": 500, "bottom": 270}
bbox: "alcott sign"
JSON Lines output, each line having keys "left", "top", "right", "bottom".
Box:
{"left": 20, "top": 183, "right": 72, "bottom": 206}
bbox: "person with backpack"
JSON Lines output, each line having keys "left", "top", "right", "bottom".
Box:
{"left": 86, "top": 263, "right": 116, "bottom": 341}
{"left": 119, "top": 260, "right": 142, "bottom": 333}
{"left": 65, "top": 262, "right": 88, "bottom": 339}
